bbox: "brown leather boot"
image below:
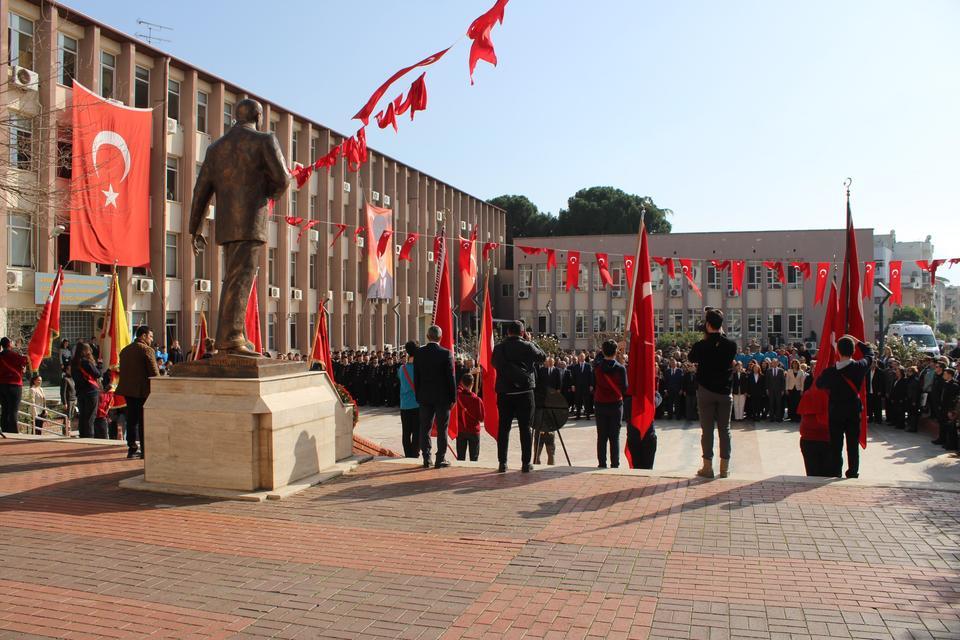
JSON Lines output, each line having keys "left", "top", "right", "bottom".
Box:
{"left": 696, "top": 457, "right": 714, "bottom": 479}
{"left": 719, "top": 459, "right": 729, "bottom": 478}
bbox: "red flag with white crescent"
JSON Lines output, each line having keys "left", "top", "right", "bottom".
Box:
{"left": 763, "top": 261, "right": 786, "bottom": 285}
{"left": 27, "top": 268, "right": 64, "bottom": 371}
{"left": 653, "top": 257, "right": 675, "bottom": 279}
{"left": 565, "top": 251, "right": 581, "bottom": 291}
{"left": 814, "top": 262, "right": 830, "bottom": 304}
{"left": 478, "top": 277, "right": 498, "bottom": 441}
{"left": 625, "top": 223, "right": 656, "bottom": 466}
{"left": 889, "top": 260, "right": 903, "bottom": 305}
{"left": 837, "top": 193, "right": 867, "bottom": 449}
{"left": 545, "top": 249, "right": 557, "bottom": 271}
{"left": 624, "top": 256, "right": 635, "bottom": 290}
{"left": 861, "top": 261, "right": 875, "bottom": 300}
{"left": 730, "top": 260, "right": 746, "bottom": 294}
{"left": 459, "top": 228, "right": 478, "bottom": 312}
{"left": 595, "top": 253, "right": 614, "bottom": 288}
{"left": 790, "top": 261, "right": 811, "bottom": 280}
{"left": 679, "top": 259, "right": 701, "bottom": 297}
{"left": 398, "top": 233, "right": 419, "bottom": 262}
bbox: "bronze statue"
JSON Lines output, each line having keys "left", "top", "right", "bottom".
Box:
{"left": 188, "top": 99, "right": 289, "bottom": 356}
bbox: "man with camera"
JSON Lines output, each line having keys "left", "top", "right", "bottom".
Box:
{"left": 815, "top": 335, "right": 874, "bottom": 478}
{"left": 492, "top": 321, "right": 546, "bottom": 472}
{"left": 687, "top": 308, "right": 738, "bottom": 478}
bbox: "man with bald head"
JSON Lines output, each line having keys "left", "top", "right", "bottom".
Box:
{"left": 189, "top": 99, "right": 289, "bottom": 355}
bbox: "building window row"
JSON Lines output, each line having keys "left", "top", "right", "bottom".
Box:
{"left": 8, "top": 12, "right": 34, "bottom": 70}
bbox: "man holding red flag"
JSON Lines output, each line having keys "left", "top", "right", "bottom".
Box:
{"left": 816, "top": 336, "right": 874, "bottom": 478}
{"left": 624, "top": 223, "right": 657, "bottom": 470}
{"left": 27, "top": 269, "right": 64, "bottom": 372}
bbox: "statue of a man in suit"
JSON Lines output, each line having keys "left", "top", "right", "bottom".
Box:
{"left": 188, "top": 99, "right": 289, "bottom": 356}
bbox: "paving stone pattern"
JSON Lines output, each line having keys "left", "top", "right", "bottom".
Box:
{"left": 0, "top": 439, "right": 958, "bottom": 639}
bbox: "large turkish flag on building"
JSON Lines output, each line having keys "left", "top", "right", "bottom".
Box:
{"left": 70, "top": 82, "right": 151, "bottom": 267}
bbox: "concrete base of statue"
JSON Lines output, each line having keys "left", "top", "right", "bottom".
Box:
{"left": 119, "top": 359, "right": 357, "bottom": 501}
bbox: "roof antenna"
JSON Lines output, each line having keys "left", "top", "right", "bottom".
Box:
{"left": 136, "top": 19, "right": 173, "bottom": 45}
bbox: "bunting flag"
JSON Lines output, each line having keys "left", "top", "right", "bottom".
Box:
{"left": 353, "top": 47, "right": 451, "bottom": 125}
{"left": 763, "top": 261, "right": 786, "bottom": 285}
{"left": 797, "top": 282, "right": 839, "bottom": 443}
{"left": 467, "top": 0, "right": 509, "bottom": 84}
{"left": 330, "top": 223, "right": 348, "bottom": 247}
{"left": 343, "top": 127, "right": 368, "bottom": 172}
{"left": 624, "top": 255, "right": 635, "bottom": 290}
{"left": 652, "top": 257, "right": 675, "bottom": 279}
{"left": 710, "top": 260, "right": 730, "bottom": 271}
{"left": 245, "top": 276, "right": 263, "bottom": 354}
{"left": 27, "top": 268, "right": 64, "bottom": 371}
{"left": 375, "top": 101, "right": 398, "bottom": 132}
{"left": 459, "top": 228, "right": 479, "bottom": 313}
{"left": 478, "top": 276, "right": 499, "bottom": 441}
{"left": 309, "top": 300, "right": 334, "bottom": 380}
{"left": 862, "top": 261, "right": 876, "bottom": 300}
{"left": 354, "top": 225, "right": 365, "bottom": 245}
{"left": 679, "top": 259, "right": 701, "bottom": 297}
{"left": 399, "top": 233, "right": 419, "bottom": 262}
{"left": 565, "top": 251, "right": 581, "bottom": 291}
{"left": 595, "top": 253, "right": 613, "bottom": 288}
{"left": 545, "top": 248, "right": 557, "bottom": 271}
{"left": 314, "top": 144, "right": 341, "bottom": 170}
{"left": 790, "top": 261, "right": 812, "bottom": 280}
{"left": 889, "top": 260, "right": 903, "bottom": 306}
{"left": 290, "top": 164, "right": 313, "bottom": 189}
{"left": 837, "top": 190, "right": 867, "bottom": 449}
{"left": 395, "top": 73, "right": 428, "bottom": 120}
{"left": 730, "top": 260, "right": 746, "bottom": 295}
{"left": 285, "top": 216, "right": 304, "bottom": 227}
{"left": 481, "top": 241, "right": 499, "bottom": 261}
{"left": 917, "top": 259, "right": 946, "bottom": 286}
{"left": 814, "top": 262, "right": 830, "bottom": 304}
{"left": 431, "top": 228, "right": 458, "bottom": 440}
{"left": 297, "top": 219, "right": 321, "bottom": 243}
{"left": 193, "top": 311, "right": 209, "bottom": 361}
{"left": 99, "top": 273, "right": 131, "bottom": 385}
{"left": 267, "top": 199, "right": 276, "bottom": 216}
{"left": 376, "top": 229, "right": 393, "bottom": 258}
{"left": 518, "top": 245, "right": 543, "bottom": 256}
{"left": 625, "top": 221, "right": 656, "bottom": 466}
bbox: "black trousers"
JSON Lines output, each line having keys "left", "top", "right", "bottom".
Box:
{"left": 456, "top": 434, "right": 480, "bottom": 461}
{"left": 419, "top": 402, "right": 451, "bottom": 463}
{"left": 574, "top": 389, "right": 593, "bottom": 418}
{"left": 77, "top": 391, "right": 99, "bottom": 439}
{"left": 497, "top": 391, "right": 534, "bottom": 465}
{"left": 595, "top": 402, "right": 622, "bottom": 467}
{"left": 800, "top": 438, "right": 833, "bottom": 477}
{"left": 625, "top": 426, "right": 657, "bottom": 469}
{"left": 125, "top": 396, "right": 146, "bottom": 453}
{"left": 787, "top": 390, "right": 802, "bottom": 421}
{"left": 400, "top": 408, "right": 420, "bottom": 457}
{"left": 0, "top": 384, "right": 22, "bottom": 433}
{"left": 828, "top": 407, "right": 861, "bottom": 478}
{"left": 768, "top": 393, "right": 784, "bottom": 422}
{"left": 867, "top": 394, "right": 883, "bottom": 423}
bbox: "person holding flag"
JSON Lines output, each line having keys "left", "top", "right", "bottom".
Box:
{"left": 0, "top": 338, "right": 28, "bottom": 434}
{"left": 815, "top": 336, "right": 874, "bottom": 478}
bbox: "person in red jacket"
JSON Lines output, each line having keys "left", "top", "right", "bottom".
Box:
{"left": 0, "top": 337, "right": 28, "bottom": 434}
{"left": 593, "top": 340, "right": 628, "bottom": 468}
{"left": 456, "top": 373, "right": 484, "bottom": 462}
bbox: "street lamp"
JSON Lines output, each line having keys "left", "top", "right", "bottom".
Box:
{"left": 875, "top": 281, "right": 893, "bottom": 350}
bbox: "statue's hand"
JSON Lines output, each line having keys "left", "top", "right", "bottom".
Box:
{"left": 192, "top": 234, "right": 207, "bottom": 256}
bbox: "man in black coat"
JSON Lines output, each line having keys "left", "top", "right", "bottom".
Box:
{"left": 492, "top": 321, "right": 546, "bottom": 472}
{"left": 414, "top": 325, "right": 457, "bottom": 468}
{"left": 568, "top": 353, "right": 594, "bottom": 419}
{"left": 664, "top": 359, "right": 684, "bottom": 419}
{"left": 816, "top": 336, "right": 873, "bottom": 478}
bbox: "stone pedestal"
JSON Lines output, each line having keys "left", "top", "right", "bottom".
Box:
{"left": 140, "top": 369, "right": 338, "bottom": 493}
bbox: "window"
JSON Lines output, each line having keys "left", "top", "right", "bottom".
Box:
{"left": 57, "top": 228, "right": 70, "bottom": 269}
{"left": 164, "top": 233, "right": 179, "bottom": 277}
{"left": 575, "top": 311, "right": 586, "bottom": 339}
{"left": 726, "top": 309, "right": 742, "bottom": 340}
{"left": 8, "top": 13, "right": 34, "bottom": 70}
{"left": 100, "top": 51, "right": 115, "bottom": 99}
{"left": 309, "top": 313, "right": 317, "bottom": 341}
{"left": 57, "top": 131, "right": 73, "bottom": 179}
{"left": 269, "top": 121, "right": 277, "bottom": 133}
{"left": 788, "top": 311, "right": 803, "bottom": 340}
{"left": 134, "top": 66, "right": 150, "bottom": 108}
{"left": 196, "top": 91, "right": 208, "bottom": 133}
{"left": 767, "top": 309, "right": 783, "bottom": 341}
{"left": 536, "top": 265, "right": 548, "bottom": 290}
{"left": 612, "top": 309, "right": 625, "bottom": 333}
{"left": 290, "top": 191, "right": 298, "bottom": 215}
{"left": 132, "top": 311, "right": 148, "bottom": 333}
{"left": 165, "top": 157, "right": 179, "bottom": 201}
{"left": 593, "top": 310, "right": 607, "bottom": 333}
{"left": 167, "top": 79, "right": 180, "bottom": 121}
{"left": 223, "top": 101, "right": 233, "bottom": 133}
{"left": 686, "top": 309, "right": 701, "bottom": 332}
{"left": 194, "top": 244, "right": 206, "bottom": 279}
{"left": 268, "top": 248, "right": 278, "bottom": 286}
{"left": 747, "top": 263, "right": 762, "bottom": 290}
{"left": 593, "top": 267, "right": 604, "bottom": 291}
{"left": 268, "top": 313, "right": 277, "bottom": 351}
{"left": 766, "top": 265, "right": 782, "bottom": 290}
{"left": 747, "top": 311, "right": 762, "bottom": 337}
{"left": 309, "top": 253, "right": 317, "bottom": 289}
{"left": 8, "top": 213, "right": 32, "bottom": 268}
{"left": 707, "top": 266, "right": 721, "bottom": 290}
{"left": 310, "top": 195, "right": 318, "bottom": 218}
{"left": 537, "top": 311, "right": 548, "bottom": 334}
{"left": 165, "top": 312, "right": 179, "bottom": 348}
{"left": 668, "top": 310, "right": 683, "bottom": 332}
{"left": 651, "top": 265, "right": 663, "bottom": 291}
{"left": 518, "top": 264, "right": 532, "bottom": 293}
{"left": 310, "top": 138, "right": 318, "bottom": 163}
{"left": 787, "top": 265, "right": 803, "bottom": 289}
{"left": 58, "top": 33, "right": 77, "bottom": 86}
{"left": 654, "top": 310, "right": 664, "bottom": 336}
{"left": 291, "top": 131, "right": 299, "bottom": 161}
{"left": 501, "top": 283, "right": 513, "bottom": 298}
{"left": 611, "top": 267, "right": 624, "bottom": 292}
{"left": 10, "top": 114, "right": 32, "bottom": 170}
{"left": 556, "top": 311, "right": 567, "bottom": 338}
{"left": 290, "top": 252, "right": 297, "bottom": 288}
{"left": 578, "top": 264, "right": 589, "bottom": 291}
{"left": 289, "top": 315, "right": 298, "bottom": 350}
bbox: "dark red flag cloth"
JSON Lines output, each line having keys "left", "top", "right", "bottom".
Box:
{"left": 70, "top": 82, "right": 152, "bottom": 267}
{"left": 814, "top": 262, "right": 830, "bottom": 304}
{"left": 730, "top": 260, "right": 746, "bottom": 294}
{"left": 565, "top": 251, "right": 581, "bottom": 291}
{"left": 653, "top": 257, "right": 676, "bottom": 279}
{"left": 290, "top": 164, "right": 313, "bottom": 189}
{"left": 479, "top": 277, "right": 499, "bottom": 441}
{"left": 763, "top": 261, "right": 786, "bottom": 284}
{"left": 624, "top": 256, "right": 635, "bottom": 290}
{"left": 28, "top": 268, "right": 63, "bottom": 371}
{"left": 354, "top": 226, "right": 365, "bottom": 245}
{"left": 710, "top": 260, "right": 730, "bottom": 271}
{"left": 267, "top": 199, "right": 276, "bottom": 216}
{"left": 862, "top": 261, "right": 875, "bottom": 300}
{"left": 431, "top": 230, "right": 458, "bottom": 440}
{"left": 309, "top": 300, "right": 334, "bottom": 380}
{"left": 313, "top": 144, "right": 341, "bottom": 170}
{"left": 596, "top": 253, "right": 614, "bottom": 288}
{"left": 889, "top": 260, "right": 903, "bottom": 305}
{"left": 285, "top": 216, "right": 304, "bottom": 227}
{"left": 467, "top": 0, "right": 509, "bottom": 84}
{"left": 343, "top": 127, "right": 368, "bottom": 172}
{"left": 376, "top": 229, "right": 393, "bottom": 258}
{"left": 459, "top": 229, "right": 478, "bottom": 313}
{"left": 679, "top": 259, "right": 701, "bottom": 297}
{"left": 518, "top": 245, "right": 543, "bottom": 256}
{"left": 297, "top": 219, "right": 320, "bottom": 243}
{"left": 797, "top": 282, "right": 839, "bottom": 444}
{"left": 193, "top": 312, "right": 209, "bottom": 360}
{"left": 245, "top": 276, "right": 262, "bottom": 354}
{"left": 330, "top": 223, "right": 348, "bottom": 247}
{"left": 625, "top": 222, "right": 656, "bottom": 467}
{"left": 404, "top": 73, "right": 429, "bottom": 120}
{"left": 353, "top": 47, "right": 451, "bottom": 125}
{"left": 545, "top": 249, "right": 557, "bottom": 271}
{"left": 837, "top": 193, "right": 867, "bottom": 449}
{"left": 375, "top": 101, "right": 398, "bottom": 132}
{"left": 917, "top": 259, "right": 946, "bottom": 285}
{"left": 482, "top": 242, "right": 499, "bottom": 261}
{"left": 790, "top": 261, "right": 812, "bottom": 280}
{"left": 399, "top": 233, "right": 419, "bottom": 262}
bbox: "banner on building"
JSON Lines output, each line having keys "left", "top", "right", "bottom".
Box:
{"left": 365, "top": 203, "right": 394, "bottom": 299}
{"left": 34, "top": 272, "right": 110, "bottom": 307}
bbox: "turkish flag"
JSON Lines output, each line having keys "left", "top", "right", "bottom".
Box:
{"left": 459, "top": 229, "right": 478, "bottom": 312}
{"left": 517, "top": 245, "right": 543, "bottom": 256}
{"left": 814, "top": 262, "right": 830, "bottom": 304}
{"left": 730, "top": 260, "right": 746, "bottom": 294}
{"left": 624, "top": 256, "right": 635, "bottom": 290}
{"left": 545, "top": 248, "right": 557, "bottom": 271}
{"left": 790, "top": 261, "right": 812, "bottom": 280}
{"left": 27, "top": 268, "right": 63, "bottom": 371}
{"left": 376, "top": 229, "right": 393, "bottom": 258}
{"left": 565, "top": 251, "right": 581, "bottom": 291}
{"left": 917, "top": 259, "right": 946, "bottom": 286}
{"left": 889, "top": 260, "right": 903, "bottom": 305}
{"left": 862, "top": 261, "right": 875, "bottom": 300}
{"left": 625, "top": 222, "right": 656, "bottom": 466}
{"left": 330, "top": 223, "right": 347, "bottom": 247}
{"left": 354, "top": 48, "right": 450, "bottom": 125}
{"left": 837, "top": 193, "right": 867, "bottom": 449}
{"left": 399, "top": 233, "right": 419, "bottom": 262}
{"left": 679, "top": 259, "right": 701, "bottom": 297}
{"left": 595, "top": 253, "right": 613, "bottom": 288}
{"left": 375, "top": 101, "right": 399, "bottom": 132}
{"left": 763, "top": 261, "right": 786, "bottom": 285}
{"left": 467, "top": 0, "right": 509, "bottom": 84}
{"left": 482, "top": 241, "right": 498, "bottom": 262}
{"left": 69, "top": 82, "right": 151, "bottom": 267}
{"left": 653, "top": 257, "right": 676, "bottom": 279}
{"left": 193, "top": 312, "right": 209, "bottom": 360}
{"left": 478, "top": 277, "right": 498, "bottom": 441}
{"left": 710, "top": 260, "right": 730, "bottom": 271}
{"left": 309, "top": 300, "right": 334, "bottom": 380}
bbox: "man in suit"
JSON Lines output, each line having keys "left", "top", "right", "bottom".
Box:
{"left": 816, "top": 336, "right": 873, "bottom": 478}
{"left": 414, "top": 325, "right": 457, "bottom": 468}
{"left": 665, "top": 359, "right": 684, "bottom": 419}
{"left": 188, "top": 99, "right": 290, "bottom": 355}
{"left": 765, "top": 359, "right": 787, "bottom": 422}
{"left": 568, "top": 353, "right": 594, "bottom": 419}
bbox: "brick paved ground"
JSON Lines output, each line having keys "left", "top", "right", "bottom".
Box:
{"left": 1, "top": 439, "right": 959, "bottom": 639}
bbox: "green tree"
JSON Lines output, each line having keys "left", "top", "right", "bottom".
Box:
{"left": 937, "top": 322, "right": 957, "bottom": 339}
{"left": 555, "top": 187, "right": 672, "bottom": 236}
{"left": 891, "top": 305, "right": 934, "bottom": 325}
{"left": 656, "top": 331, "right": 703, "bottom": 352}
{"left": 489, "top": 194, "right": 556, "bottom": 240}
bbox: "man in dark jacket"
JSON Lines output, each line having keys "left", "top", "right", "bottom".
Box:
{"left": 568, "top": 353, "right": 594, "bottom": 420}
{"left": 593, "top": 340, "right": 627, "bottom": 468}
{"left": 492, "top": 321, "right": 546, "bottom": 472}
{"left": 0, "top": 337, "right": 27, "bottom": 434}
{"left": 414, "top": 325, "right": 457, "bottom": 468}
{"left": 688, "top": 309, "right": 738, "bottom": 478}
{"left": 816, "top": 336, "right": 873, "bottom": 478}
{"left": 115, "top": 326, "right": 161, "bottom": 459}
{"left": 664, "top": 360, "right": 684, "bottom": 419}
{"left": 534, "top": 357, "right": 562, "bottom": 465}
{"left": 939, "top": 369, "right": 959, "bottom": 451}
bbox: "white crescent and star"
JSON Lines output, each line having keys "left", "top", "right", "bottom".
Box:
{"left": 91, "top": 130, "right": 132, "bottom": 209}
{"left": 818, "top": 268, "right": 828, "bottom": 278}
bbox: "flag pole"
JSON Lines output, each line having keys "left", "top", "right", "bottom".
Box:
{"left": 624, "top": 209, "right": 646, "bottom": 335}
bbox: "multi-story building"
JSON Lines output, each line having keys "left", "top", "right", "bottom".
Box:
{"left": 872, "top": 231, "right": 945, "bottom": 325}
{"left": 1, "top": 0, "right": 505, "bottom": 354}
{"left": 511, "top": 229, "right": 876, "bottom": 350}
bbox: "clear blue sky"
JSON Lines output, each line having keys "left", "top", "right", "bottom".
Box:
{"left": 67, "top": 0, "right": 960, "bottom": 277}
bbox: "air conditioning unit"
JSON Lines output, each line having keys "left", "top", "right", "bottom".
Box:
{"left": 669, "top": 287, "right": 682, "bottom": 298}
{"left": 194, "top": 279, "right": 212, "bottom": 293}
{"left": 518, "top": 290, "right": 530, "bottom": 299}
{"left": 611, "top": 290, "right": 624, "bottom": 298}
{"left": 395, "top": 244, "right": 402, "bottom": 255}
{"left": 205, "top": 206, "right": 215, "bottom": 220}
{"left": 423, "top": 300, "right": 434, "bottom": 314}
{"left": 493, "top": 267, "right": 498, "bottom": 275}
{"left": 427, "top": 251, "right": 435, "bottom": 262}
{"left": 357, "top": 237, "right": 364, "bottom": 248}
{"left": 728, "top": 289, "right": 740, "bottom": 297}
{"left": 292, "top": 288, "right": 303, "bottom": 300}
{"left": 136, "top": 278, "right": 154, "bottom": 293}
{"left": 327, "top": 290, "right": 334, "bottom": 301}
{"left": 343, "top": 181, "right": 351, "bottom": 193}
{"left": 268, "top": 286, "right": 281, "bottom": 299}
{"left": 13, "top": 66, "right": 39, "bottom": 91}
{"left": 418, "top": 297, "right": 424, "bottom": 307}
{"left": 436, "top": 211, "right": 443, "bottom": 221}
{"left": 911, "top": 281, "right": 921, "bottom": 289}
{"left": 166, "top": 117, "right": 178, "bottom": 134}
{"left": 460, "top": 220, "right": 467, "bottom": 231}
{"left": 383, "top": 194, "right": 391, "bottom": 206}
{"left": 6, "top": 270, "right": 23, "bottom": 289}
{"left": 499, "top": 235, "right": 504, "bottom": 242}
{"left": 406, "top": 296, "right": 411, "bottom": 304}
{"left": 372, "top": 190, "right": 380, "bottom": 202}
{"left": 308, "top": 229, "right": 319, "bottom": 243}
{"left": 344, "top": 291, "right": 354, "bottom": 302}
